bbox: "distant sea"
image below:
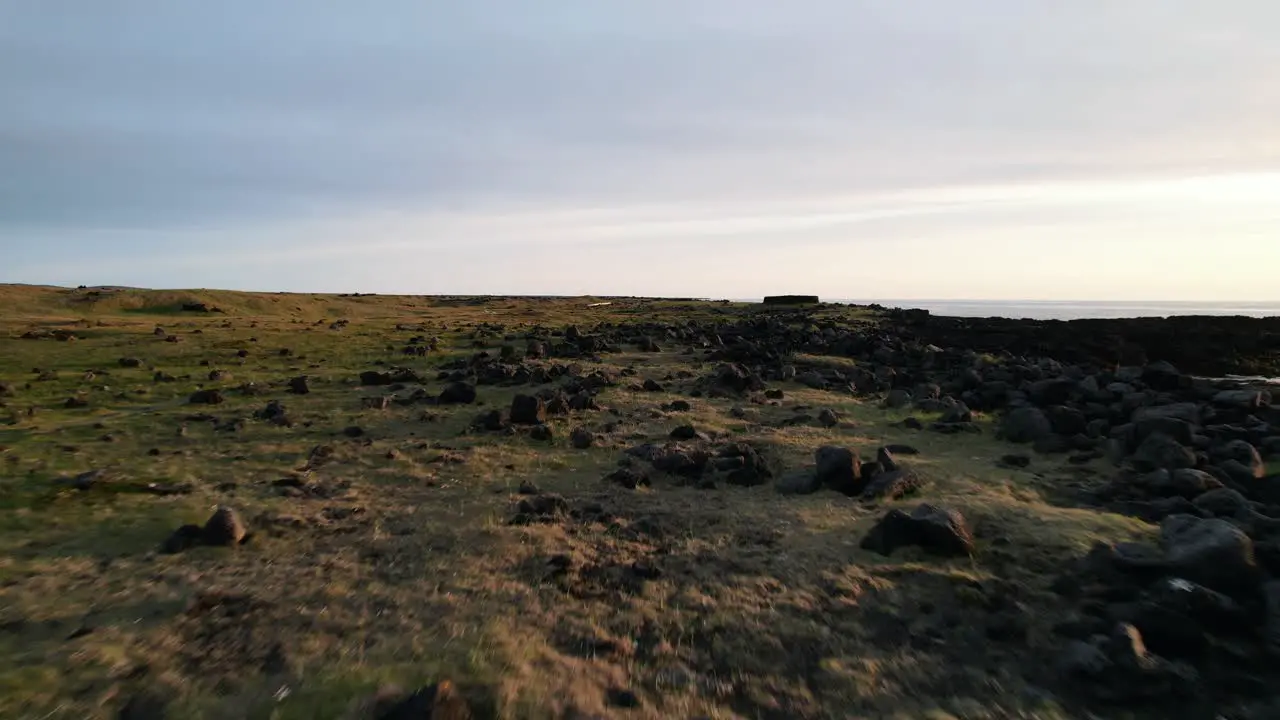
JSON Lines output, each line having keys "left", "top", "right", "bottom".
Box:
{"left": 824, "top": 300, "right": 1280, "bottom": 321}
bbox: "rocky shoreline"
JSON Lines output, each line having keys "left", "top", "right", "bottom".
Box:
{"left": 453, "top": 302, "right": 1280, "bottom": 715}
{"left": 879, "top": 306, "right": 1280, "bottom": 379}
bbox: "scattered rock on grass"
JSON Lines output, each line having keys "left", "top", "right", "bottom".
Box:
{"left": 604, "top": 467, "right": 650, "bottom": 489}
{"left": 570, "top": 427, "right": 594, "bottom": 449}
{"left": 362, "top": 395, "right": 392, "bottom": 411}
{"left": 510, "top": 494, "right": 570, "bottom": 524}
{"left": 669, "top": 424, "right": 708, "bottom": 442}
{"left": 438, "top": 382, "right": 477, "bottom": 405}
{"left": 253, "top": 400, "right": 291, "bottom": 426}
{"left": 161, "top": 507, "right": 249, "bottom": 553}
{"left": 860, "top": 468, "right": 923, "bottom": 501}
{"left": 861, "top": 504, "right": 975, "bottom": 557}
{"left": 510, "top": 394, "right": 547, "bottom": 425}
{"left": 188, "top": 389, "right": 225, "bottom": 405}
{"left": 55, "top": 469, "right": 108, "bottom": 491}
{"left": 814, "top": 445, "right": 861, "bottom": 495}
{"left": 203, "top": 506, "right": 248, "bottom": 546}
{"left": 716, "top": 442, "right": 774, "bottom": 486}
{"left": 1001, "top": 407, "right": 1052, "bottom": 443}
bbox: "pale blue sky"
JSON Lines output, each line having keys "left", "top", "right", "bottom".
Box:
{"left": 3, "top": 2, "right": 1278, "bottom": 299}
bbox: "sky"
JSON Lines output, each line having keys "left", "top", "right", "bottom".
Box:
{"left": 2, "top": 2, "right": 1279, "bottom": 300}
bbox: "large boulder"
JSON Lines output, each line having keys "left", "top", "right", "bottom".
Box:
{"left": 438, "top": 383, "right": 477, "bottom": 405}
{"left": 1191, "top": 487, "right": 1254, "bottom": 519}
{"left": 1124, "top": 578, "right": 1249, "bottom": 661}
{"left": 1046, "top": 405, "right": 1088, "bottom": 436}
{"left": 1132, "top": 403, "right": 1200, "bottom": 426}
{"left": 1131, "top": 433, "right": 1197, "bottom": 472}
{"left": 713, "top": 363, "right": 765, "bottom": 393}
{"left": 717, "top": 443, "right": 774, "bottom": 486}
{"left": 1160, "top": 515, "right": 1260, "bottom": 595}
{"left": 202, "top": 506, "right": 248, "bottom": 546}
{"left": 1028, "top": 378, "right": 1077, "bottom": 406}
{"left": 1132, "top": 416, "right": 1196, "bottom": 448}
{"left": 188, "top": 389, "right": 225, "bottom": 405}
{"left": 1213, "top": 389, "right": 1270, "bottom": 410}
{"left": 1133, "top": 469, "right": 1221, "bottom": 499}
{"left": 1218, "top": 440, "right": 1265, "bottom": 478}
{"left": 775, "top": 469, "right": 822, "bottom": 495}
{"left": 1001, "top": 407, "right": 1053, "bottom": 443}
{"left": 647, "top": 444, "right": 710, "bottom": 478}
{"left": 814, "top": 446, "right": 861, "bottom": 495}
{"left": 360, "top": 370, "right": 393, "bottom": 386}
{"left": 796, "top": 371, "right": 827, "bottom": 390}
{"left": 860, "top": 504, "right": 974, "bottom": 557}
{"left": 1141, "top": 361, "right": 1186, "bottom": 392}
{"left": 1058, "top": 623, "right": 1199, "bottom": 705}
{"left": 883, "top": 388, "right": 912, "bottom": 409}
{"left": 509, "top": 394, "right": 547, "bottom": 425}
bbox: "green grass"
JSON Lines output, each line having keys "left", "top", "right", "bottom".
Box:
{"left": 0, "top": 286, "right": 1151, "bottom": 719}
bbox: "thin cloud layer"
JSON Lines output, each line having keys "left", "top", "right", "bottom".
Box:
{"left": 2, "top": 2, "right": 1278, "bottom": 297}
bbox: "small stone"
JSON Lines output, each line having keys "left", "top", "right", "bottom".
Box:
{"left": 605, "top": 467, "right": 649, "bottom": 489}
{"left": 876, "top": 446, "right": 898, "bottom": 472}
{"left": 861, "top": 468, "right": 922, "bottom": 501}
{"left": 570, "top": 427, "right": 594, "bottom": 449}
{"left": 188, "top": 389, "right": 225, "bottom": 405}
{"left": 669, "top": 424, "right": 702, "bottom": 441}
{"left": 438, "top": 383, "right": 477, "bottom": 405}
{"left": 883, "top": 388, "right": 911, "bottom": 408}
{"left": 202, "top": 506, "right": 247, "bottom": 546}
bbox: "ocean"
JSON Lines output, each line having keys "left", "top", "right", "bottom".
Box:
{"left": 827, "top": 300, "right": 1280, "bottom": 321}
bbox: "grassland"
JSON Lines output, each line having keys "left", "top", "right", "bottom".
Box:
{"left": 0, "top": 285, "right": 1154, "bottom": 719}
